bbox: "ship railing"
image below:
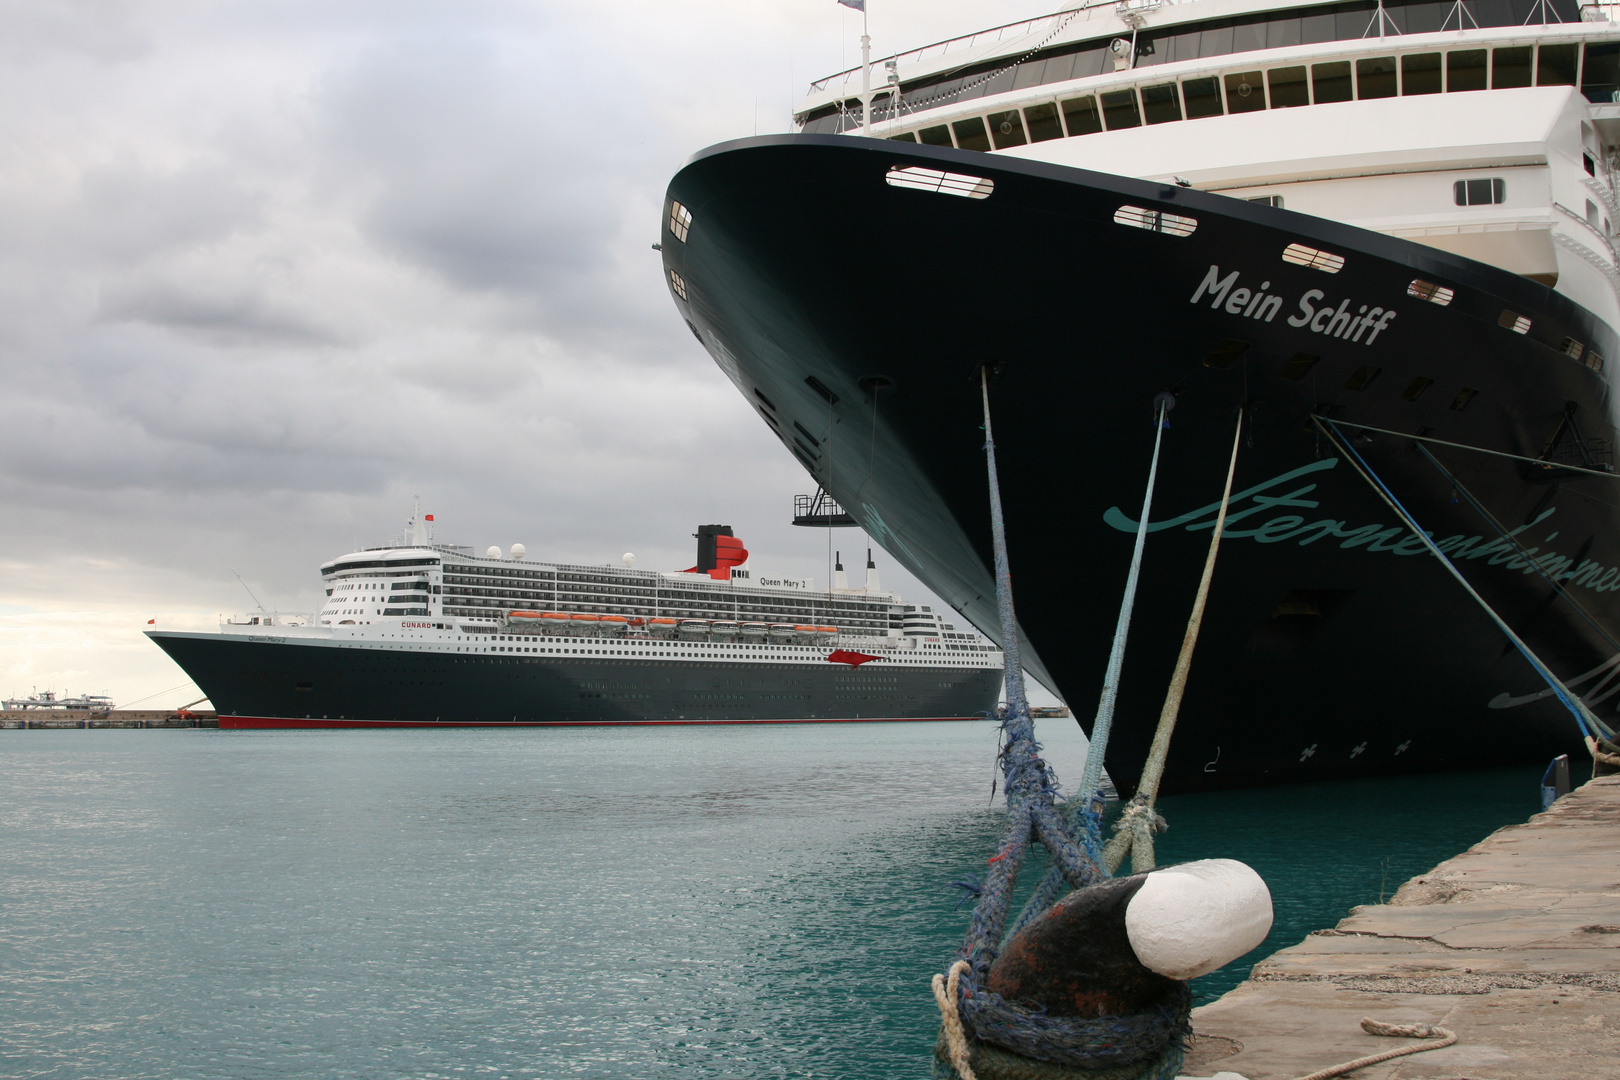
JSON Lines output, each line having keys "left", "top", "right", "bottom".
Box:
{"left": 808, "top": 2, "right": 1120, "bottom": 94}
{"left": 792, "top": 488, "right": 858, "bottom": 527}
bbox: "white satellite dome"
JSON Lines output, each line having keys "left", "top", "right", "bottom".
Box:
{"left": 623, "top": 552, "right": 636, "bottom": 568}
{"left": 511, "top": 543, "right": 527, "bottom": 560}
{"left": 487, "top": 546, "right": 502, "bottom": 559}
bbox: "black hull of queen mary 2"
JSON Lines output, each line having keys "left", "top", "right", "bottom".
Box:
{"left": 662, "top": 133, "right": 1620, "bottom": 795}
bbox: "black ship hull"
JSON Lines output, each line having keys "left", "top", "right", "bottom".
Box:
{"left": 663, "top": 134, "right": 1620, "bottom": 793}
{"left": 147, "top": 632, "right": 1003, "bottom": 726}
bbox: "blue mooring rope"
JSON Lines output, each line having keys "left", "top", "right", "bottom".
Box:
{"left": 1319, "top": 417, "right": 1607, "bottom": 742}
{"left": 937, "top": 375, "right": 1187, "bottom": 1078}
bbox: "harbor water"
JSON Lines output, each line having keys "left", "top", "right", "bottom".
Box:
{"left": 0, "top": 724, "right": 1542, "bottom": 1079}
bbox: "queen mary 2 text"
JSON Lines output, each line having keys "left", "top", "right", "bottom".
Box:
{"left": 1190, "top": 265, "right": 1398, "bottom": 345}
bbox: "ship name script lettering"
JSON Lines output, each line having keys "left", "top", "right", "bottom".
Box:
{"left": 1106, "top": 459, "right": 1620, "bottom": 597}
{"left": 1190, "top": 265, "right": 1397, "bottom": 344}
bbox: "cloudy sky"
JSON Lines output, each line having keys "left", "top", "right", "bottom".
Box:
{"left": 0, "top": 0, "right": 1055, "bottom": 709}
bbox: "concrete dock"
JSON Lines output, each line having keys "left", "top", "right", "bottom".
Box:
{"left": 1183, "top": 775, "right": 1620, "bottom": 1080}
{"left": 0, "top": 710, "right": 219, "bottom": 729}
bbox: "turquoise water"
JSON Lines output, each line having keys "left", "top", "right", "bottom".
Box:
{"left": 0, "top": 725, "right": 1542, "bottom": 1079}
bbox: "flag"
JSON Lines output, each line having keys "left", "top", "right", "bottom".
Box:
{"left": 837, "top": 0, "right": 864, "bottom": 10}
{"left": 425, "top": 514, "right": 434, "bottom": 521}
{"left": 148, "top": 619, "right": 155, "bottom": 624}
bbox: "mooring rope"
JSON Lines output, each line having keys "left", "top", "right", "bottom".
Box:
{"left": 1292, "top": 1019, "right": 1458, "bottom": 1080}
{"left": 1411, "top": 441, "right": 1620, "bottom": 663}
{"left": 1074, "top": 394, "right": 1173, "bottom": 810}
{"left": 1103, "top": 408, "right": 1244, "bottom": 876}
{"left": 1315, "top": 416, "right": 1605, "bottom": 742}
{"left": 932, "top": 960, "right": 977, "bottom": 1080}
{"left": 932, "top": 377, "right": 1188, "bottom": 1080}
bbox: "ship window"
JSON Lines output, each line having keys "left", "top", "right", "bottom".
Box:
{"left": 918, "top": 124, "right": 953, "bottom": 147}
{"left": 1247, "top": 195, "right": 1284, "bottom": 208}
{"left": 1498, "top": 309, "right": 1531, "bottom": 334}
{"left": 1407, "top": 279, "right": 1454, "bottom": 305}
{"left": 1141, "top": 82, "right": 1182, "bottom": 124}
{"left": 884, "top": 166, "right": 993, "bottom": 199}
{"left": 667, "top": 269, "right": 687, "bottom": 300}
{"left": 952, "top": 116, "right": 991, "bottom": 151}
{"left": 1268, "top": 66, "right": 1308, "bottom": 108}
{"left": 1493, "top": 46, "right": 1532, "bottom": 89}
{"left": 1583, "top": 42, "right": 1620, "bottom": 104}
{"left": 1343, "top": 366, "right": 1381, "bottom": 391}
{"left": 1451, "top": 387, "right": 1478, "bottom": 411}
{"left": 1061, "top": 95, "right": 1102, "bottom": 135}
{"left": 1281, "top": 243, "right": 1345, "bottom": 272}
{"left": 1401, "top": 377, "right": 1434, "bottom": 402}
{"left": 668, "top": 201, "right": 692, "bottom": 242}
{"left": 1312, "top": 61, "right": 1352, "bottom": 103}
{"left": 1588, "top": 351, "right": 1605, "bottom": 373}
{"left": 1182, "top": 77, "right": 1223, "bottom": 118}
{"left": 1357, "top": 57, "right": 1396, "bottom": 99}
{"left": 753, "top": 387, "right": 776, "bottom": 411}
{"left": 1101, "top": 89, "right": 1141, "bottom": 129}
{"left": 1586, "top": 153, "right": 1598, "bottom": 177}
{"left": 886, "top": 131, "right": 917, "bottom": 142}
{"left": 1023, "top": 102, "right": 1064, "bottom": 142}
{"left": 1453, "top": 178, "right": 1505, "bottom": 205}
{"left": 1538, "top": 43, "right": 1578, "bottom": 87}
{"left": 988, "top": 110, "right": 1027, "bottom": 148}
{"left": 1225, "top": 71, "right": 1265, "bottom": 112}
{"left": 1448, "top": 49, "right": 1487, "bottom": 92}
{"left": 1113, "top": 205, "right": 1198, "bottom": 236}
{"left": 1403, "top": 53, "right": 1442, "bottom": 96}
{"left": 1561, "top": 337, "right": 1586, "bottom": 360}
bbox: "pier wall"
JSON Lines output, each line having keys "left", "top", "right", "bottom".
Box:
{"left": 1184, "top": 775, "right": 1620, "bottom": 1079}
{"left": 1, "top": 710, "right": 219, "bottom": 729}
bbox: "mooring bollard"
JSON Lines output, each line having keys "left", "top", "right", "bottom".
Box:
{"left": 1541, "top": 753, "right": 1571, "bottom": 810}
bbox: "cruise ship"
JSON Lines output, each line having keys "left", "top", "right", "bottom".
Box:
{"left": 662, "top": 0, "right": 1620, "bottom": 791}
{"left": 145, "top": 507, "right": 1004, "bottom": 726}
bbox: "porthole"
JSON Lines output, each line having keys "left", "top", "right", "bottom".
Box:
{"left": 1498, "top": 310, "right": 1531, "bottom": 334}
{"left": 1113, "top": 205, "right": 1197, "bottom": 236}
{"left": 1407, "top": 280, "right": 1455, "bottom": 305}
{"left": 1282, "top": 243, "right": 1345, "bottom": 272}
{"left": 667, "top": 201, "right": 692, "bottom": 243}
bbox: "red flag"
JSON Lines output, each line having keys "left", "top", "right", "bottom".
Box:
{"left": 827, "top": 649, "right": 882, "bottom": 667}
{"left": 425, "top": 514, "right": 434, "bottom": 521}
{"left": 147, "top": 619, "right": 156, "bottom": 624}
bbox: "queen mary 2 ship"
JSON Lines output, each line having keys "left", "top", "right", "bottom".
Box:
{"left": 144, "top": 508, "right": 1003, "bottom": 727}
{"left": 662, "top": 0, "right": 1620, "bottom": 792}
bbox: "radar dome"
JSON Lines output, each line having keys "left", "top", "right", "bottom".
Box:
{"left": 623, "top": 552, "right": 636, "bottom": 568}
{"left": 511, "top": 543, "right": 527, "bottom": 559}
{"left": 487, "top": 545, "right": 502, "bottom": 559}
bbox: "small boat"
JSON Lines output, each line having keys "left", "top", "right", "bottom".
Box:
{"left": 740, "top": 622, "right": 769, "bottom": 639}
{"left": 710, "top": 620, "right": 740, "bottom": 637}
{"left": 569, "top": 613, "right": 600, "bottom": 636}
{"left": 768, "top": 623, "right": 796, "bottom": 640}
{"left": 540, "top": 611, "right": 572, "bottom": 633}
{"left": 598, "top": 615, "right": 629, "bottom": 636}
{"left": 678, "top": 619, "right": 711, "bottom": 637}
{"left": 647, "top": 617, "right": 678, "bottom": 638}
{"left": 792, "top": 624, "right": 820, "bottom": 642}
{"left": 814, "top": 625, "right": 838, "bottom": 643}
{"left": 507, "top": 610, "right": 545, "bottom": 628}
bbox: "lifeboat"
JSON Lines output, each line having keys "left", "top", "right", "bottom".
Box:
{"left": 678, "top": 619, "right": 711, "bottom": 637}
{"left": 569, "top": 613, "right": 600, "bottom": 636}
{"left": 540, "top": 611, "right": 572, "bottom": 634}
{"left": 710, "top": 620, "right": 740, "bottom": 637}
{"left": 815, "top": 625, "right": 838, "bottom": 643}
{"left": 647, "top": 617, "right": 678, "bottom": 638}
{"left": 768, "top": 623, "right": 796, "bottom": 640}
{"left": 507, "top": 610, "right": 545, "bottom": 627}
{"left": 598, "top": 614, "right": 629, "bottom": 636}
{"left": 792, "top": 624, "right": 820, "bottom": 642}
{"left": 740, "top": 622, "right": 769, "bottom": 639}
